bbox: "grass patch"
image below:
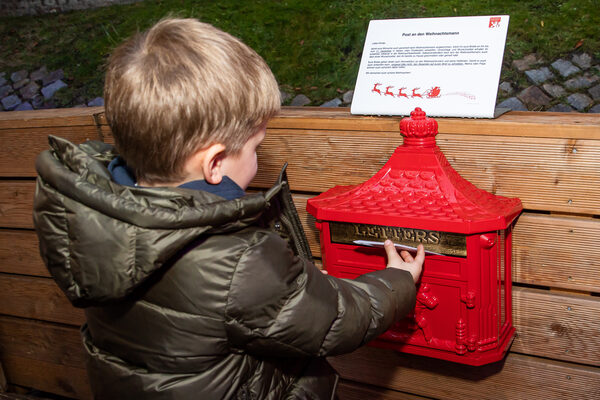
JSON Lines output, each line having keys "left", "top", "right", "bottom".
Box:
{"left": 1, "top": 0, "right": 598, "bottom": 105}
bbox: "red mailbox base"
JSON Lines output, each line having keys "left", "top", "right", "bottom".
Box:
{"left": 371, "top": 326, "right": 515, "bottom": 366}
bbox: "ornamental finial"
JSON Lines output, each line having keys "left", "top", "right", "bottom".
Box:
{"left": 399, "top": 107, "right": 438, "bottom": 147}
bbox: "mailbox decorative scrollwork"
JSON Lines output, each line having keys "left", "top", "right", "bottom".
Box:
{"left": 416, "top": 284, "right": 439, "bottom": 309}
{"left": 461, "top": 291, "right": 476, "bottom": 309}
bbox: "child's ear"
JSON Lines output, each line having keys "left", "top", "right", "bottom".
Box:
{"left": 185, "top": 143, "right": 226, "bottom": 184}
{"left": 201, "top": 143, "right": 227, "bottom": 184}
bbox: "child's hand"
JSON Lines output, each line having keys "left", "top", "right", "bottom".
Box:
{"left": 384, "top": 240, "right": 424, "bottom": 283}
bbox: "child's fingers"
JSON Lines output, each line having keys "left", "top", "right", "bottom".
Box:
{"left": 400, "top": 250, "right": 414, "bottom": 263}
{"left": 415, "top": 244, "right": 425, "bottom": 264}
{"left": 384, "top": 240, "right": 402, "bottom": 263}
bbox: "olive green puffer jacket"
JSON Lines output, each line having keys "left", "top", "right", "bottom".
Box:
{"left": 33, "top": 136, "right": 417, "bottom": 400}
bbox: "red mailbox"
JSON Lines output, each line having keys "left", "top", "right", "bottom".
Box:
{"left": 307, "top": 108, "right": 522, "bottom": 365}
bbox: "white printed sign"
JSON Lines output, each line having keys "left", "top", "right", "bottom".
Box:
{"left": 351, "top": 16, "right": 509, "bottom": 118}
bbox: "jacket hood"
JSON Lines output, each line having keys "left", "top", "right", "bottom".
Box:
{"left": 33, "top": 136, "right": 279, "bottom": 307}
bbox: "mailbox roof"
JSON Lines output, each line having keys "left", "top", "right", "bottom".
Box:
{"left": 307, "top": 108, "right": 522, "bottom": 234}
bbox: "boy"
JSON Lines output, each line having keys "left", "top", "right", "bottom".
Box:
{"left": 33, "top": 18, "right": 423, "bottom": 399}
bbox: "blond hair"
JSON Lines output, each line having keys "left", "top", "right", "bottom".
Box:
{"left": 104, "top": 18, "right": 280, "bottom": 184}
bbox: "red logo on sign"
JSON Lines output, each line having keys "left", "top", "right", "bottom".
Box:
{"left": 489, "top": 17, "right": 501, "bottom": 28}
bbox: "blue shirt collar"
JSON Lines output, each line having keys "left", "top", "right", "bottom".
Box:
{"left": 107, "top": 156, "right": 245, "bottom": 200}
{"left": 177, "top": 176, "right": 245, "bottom": 200}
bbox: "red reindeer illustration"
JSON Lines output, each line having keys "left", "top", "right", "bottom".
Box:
{"left": 397, "top": 87, "right": 409, "bottom": 98}
{"left": 411, "top": 88, "right": 423, "bottom": 98}
{"left": 425, "top": 86, "right": 441, "bottom": 98}
{"left": 384, "top": 86, "right": 395, "bottom": 97}
{"left": 372, "top": 83, "right": 382, "bottom": 95}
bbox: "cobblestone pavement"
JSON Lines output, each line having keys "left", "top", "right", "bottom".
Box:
{"left": 0, "top": 66, "right": 103, "bottom": 111}
{"left": 1, "top": 51, "right": 599, "bottom": 113}
{"left": 496, "top": 52, "right": 600, "bottom": 113}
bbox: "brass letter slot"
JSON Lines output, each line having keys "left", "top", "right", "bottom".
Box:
{"left": 329, "top": 222, "right": 467, "bottom": 257}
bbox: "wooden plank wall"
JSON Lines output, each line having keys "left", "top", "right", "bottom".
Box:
{"left": 0, "top": 107, "right": 599, "bottom": 399}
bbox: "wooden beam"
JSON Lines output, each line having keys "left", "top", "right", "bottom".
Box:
{"left": 0, "top": 230, "right": 48, "bottom": 277}
{"left": 0, "top": 355, "right": 91, "bottom": 400}
{"left": 267, "top": 108, "right": 600, "bottom": 140}
{"left": 512, "top": 287, "right": 600, "bottom": 366}
{"left": 0, "top": 316, "right": 85, "bottom": 368}
{"left": 0, "top": 182, "right": 34, "bottom": 229}
{"left": 0, "top": 128, "right": 102, "bottom": 177}
{"left": 329, "top": 346, "right": 600, "bottom": 400}
{"left": 512, "top": 213, "right": 600, "bottom": 292}
{"left": 0, "top": 275, "right": 84, "bottom": 326}
{"left": 0, "top": 107, "right": 102, "bottom": 130}
{"left": 337, "top": 380, "right": 430, "bottom": 400}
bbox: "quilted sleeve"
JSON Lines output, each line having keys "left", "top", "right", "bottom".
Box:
{"left": 224, "top": 231, "right": 416, "bottom": 357}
